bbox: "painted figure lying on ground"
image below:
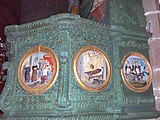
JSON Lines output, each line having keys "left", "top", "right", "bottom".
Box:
{"left": 77, "top": 50, "right": 107, "bottom": 88}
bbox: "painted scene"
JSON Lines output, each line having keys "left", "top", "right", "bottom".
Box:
{"left": 123, "top": 56, "right": 150, "bottom": 88}
{"left": 77, "top": 50, "right": 108, "bottom": 88}
{"left": 22, "top": 52, "right": 54, "bottom": 88}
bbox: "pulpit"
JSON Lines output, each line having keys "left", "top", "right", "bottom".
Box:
{"left": 0, "top": 0, "right": 160, "bottom": 119}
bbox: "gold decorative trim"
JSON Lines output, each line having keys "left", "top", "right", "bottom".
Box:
{"left": 18, "top": 46, "right": 59, "bottom": 94}
{"left": 73, "top": 46, "right": 112, "bottom": 92}
{"left": 121, "top": 52, "right": 152, "bottom": 92}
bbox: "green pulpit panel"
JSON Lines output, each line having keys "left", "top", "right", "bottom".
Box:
{"left": 0, "top": 0, "right": 160, "bottom": 119}
{"left": 0, "top": 13, "right": 159, "bottom": 120}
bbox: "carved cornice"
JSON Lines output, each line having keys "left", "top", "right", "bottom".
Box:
{"left": 4, "top": 13, "right": 150, "bottom": 44}
{"left": 110, "top": 25, "right": 151, "bottom": 39}
{"left": 0, "top": 112, "right": 160, "bottom": 120}
{"left": 4, "top": 13, "right": 109, "bottom": 38}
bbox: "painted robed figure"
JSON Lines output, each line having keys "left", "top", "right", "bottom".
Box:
{"left": 68, "top": 0, "right": 108, "bottom": 24}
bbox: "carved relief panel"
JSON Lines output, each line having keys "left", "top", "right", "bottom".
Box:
{"left": 0, "top": 13, "right": 159, "bottom": 119}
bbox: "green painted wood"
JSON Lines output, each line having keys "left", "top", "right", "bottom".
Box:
{"left": 0, "top": 0, "right": 159, "bottom": 119}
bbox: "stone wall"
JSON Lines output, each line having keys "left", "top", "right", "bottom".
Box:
{"left": 142, "top": 0, "right": 160, "bottom": 111}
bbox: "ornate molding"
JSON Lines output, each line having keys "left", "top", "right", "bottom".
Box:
{"left": 0, "top": 112, "right": 160, "bottom": 120}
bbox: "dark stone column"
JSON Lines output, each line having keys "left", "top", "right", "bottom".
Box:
{"left": 21, "top": 0, "right": 69, "bottom": 24}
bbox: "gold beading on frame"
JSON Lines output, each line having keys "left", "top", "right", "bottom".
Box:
{"left": 121, "top": 52, "right": 152, "bottom": 92}
{"left": 73, "top": 46, "right": 112, "bottom": 92}
{"left": 18, "top": 46, "right": 59, "bottom": 94}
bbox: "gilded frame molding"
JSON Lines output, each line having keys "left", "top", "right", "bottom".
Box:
{"left": 18, "top": 46, "right": 59, "bottom": 94}
{"left": 73, "top": 46, "right": 112, "bottom": 92}
{"left": 121, "top": 52, "right": 152, "bottom": 92}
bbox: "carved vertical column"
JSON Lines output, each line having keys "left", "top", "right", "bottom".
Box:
{"left": 142, "top": 0, "right": 160, "bottom": 111}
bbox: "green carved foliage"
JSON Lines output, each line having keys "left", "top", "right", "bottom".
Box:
{"left": 109, "top": 0, "right": 146, "bottom": 28}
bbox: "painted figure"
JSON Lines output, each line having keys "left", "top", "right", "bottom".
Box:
{"left": 24, "top": 67, "right": 30, "bottom": 82}
{"left": 124, "top": 56, "right": 150, "bottom": 84}
{"left": 131, "top": 60, "right": 141, "bottom": 80}
{"left": 22, "top": 52, "right": 55, "bottom": 88}
{"left": 78, "top": 50, "right": 106, "bottom": 87}
{"left": 68, "top": 0, "right": 107, "bottom": 20}
{"left": 41, "top": 54, "right": 53, "bottom": 83}
{"left": 125, "top": 60, "right": 131, "bottom": 74}
{"left": 80, "top": 0, "right": 107, "bottom": 22}
{"left": 68, "top": 0, "right": 80, "bottom": 14}
{"left": 31, "top": 64, "right": 38, "bottom": 82}
{"left": 38, "top": 59, "right": 44, "bottom": 81}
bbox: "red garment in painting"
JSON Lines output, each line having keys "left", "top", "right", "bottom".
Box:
{"left": 90, "top": 0, "right": 106, "bottom": 21}
{"left": 43, "top": 54, "right": 54, "bottom": 71}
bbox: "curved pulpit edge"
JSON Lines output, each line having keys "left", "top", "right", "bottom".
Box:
{"left": 49, "top": 13, "right": 80, "bottom": 21}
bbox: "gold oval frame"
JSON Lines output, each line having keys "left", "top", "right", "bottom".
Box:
{"left": 73, "top": 46, "right": 112, "bottom": 92}
{"left": 121, "top": 52, "right": 152, "bottom": 92}
{"left": 18, "top": 46, "right": 59, "bottom": 95}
